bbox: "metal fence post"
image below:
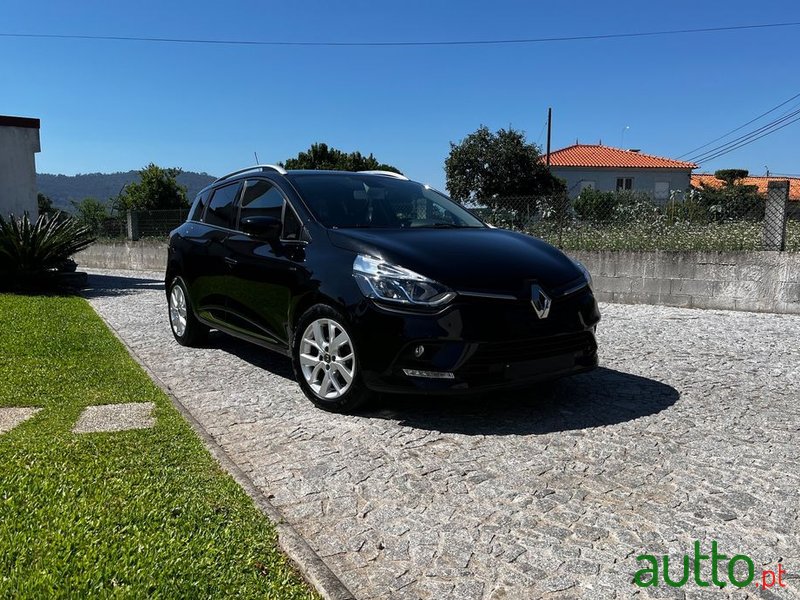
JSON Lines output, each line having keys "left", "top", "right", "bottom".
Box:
{"left": 126, "top": 210, "right": 140, "bottom": 241}
{"left": 763, "top": 180, "right": 789, "bottom": 251}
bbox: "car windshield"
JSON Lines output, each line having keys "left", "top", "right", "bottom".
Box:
{"left": 287, "top": 173, "right": 485, "bottom": 229}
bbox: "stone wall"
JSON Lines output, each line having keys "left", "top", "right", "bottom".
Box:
{"left": 75, "top": 242, "right": 800, "bottom": 315}
{"left": 571, "top": 250, "right": 800, "bottom": 314}
{"left": 76, "top": 240, "right": 168, "bottom": 272}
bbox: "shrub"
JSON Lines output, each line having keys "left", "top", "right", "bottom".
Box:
{"left": 0, "top": 212, "right": 96, "bottom": 288}
{"left": 574, "top": 189, "right": 615, "bottom": 222}
{"left": 574, "top": 189, "right": 658, "bottom": 223}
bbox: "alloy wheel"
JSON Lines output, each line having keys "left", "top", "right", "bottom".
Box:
{"left": 169, "top": 284, "right": 188, "bottom": 337}
{"left": 299, "top": 318, "right": 356, "bottom": 400}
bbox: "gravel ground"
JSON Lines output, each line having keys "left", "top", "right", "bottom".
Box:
{"left": 0, "top": 407, "right": 41, "bottom": 435}
{"left": 84, "top": 269, "right": 800, "bottom": 599}
{"left": 72, "top": 402, "right": 156, "bottom": 433}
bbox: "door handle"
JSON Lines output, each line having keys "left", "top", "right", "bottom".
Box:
{"left": 224, "top": 257, "right": 238, "bottom": 267}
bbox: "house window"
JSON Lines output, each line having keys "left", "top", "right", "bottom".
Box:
{"left": 579, "top": 180, "right": 596, "bottom": 192}
{"left": 616, "top": 177, "right": 633, "bottom": 191}
{"left": 654, "top": 181, "right": 669, "bottom": 200}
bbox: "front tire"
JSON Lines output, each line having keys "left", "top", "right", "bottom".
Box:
{"left": 168, "top": 277, "right": 209, "bottom": 347}
{"left": 292, "top": 304, "right": 372, "bottom": 413}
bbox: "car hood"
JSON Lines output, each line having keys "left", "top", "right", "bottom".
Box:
{"left": 327, "top": 227, "right": 585, "bottom": 295}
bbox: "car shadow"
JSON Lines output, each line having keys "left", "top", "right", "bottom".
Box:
{"left": 359, "top": 367, "right": 680, "bottom": 435}
{"left": 83, "top": 273, "right": 164, "bottom": 298}
{"left": 204, "top": 331, "right": 297, "bottom": 380}
{"left": 199, "top": 332, "right": 680, "bottom": 435}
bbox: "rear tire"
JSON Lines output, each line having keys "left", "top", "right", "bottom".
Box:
{"left": 292, "top": 304, "right": 372, "bottom": 413}
{"left": 167, "top": 276, "right": 209, "bottom": 347}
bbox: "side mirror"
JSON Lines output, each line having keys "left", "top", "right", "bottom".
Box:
{"left": 240, "top": 216, "right": 281, "bottom": 242}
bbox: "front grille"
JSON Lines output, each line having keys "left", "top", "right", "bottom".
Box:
{"left": 468, "top": 331, "right": 596, "bottom": 367}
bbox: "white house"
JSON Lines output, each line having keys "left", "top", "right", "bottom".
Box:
{"left": 548, "top": 144, "right": 697, "bottom": 202}
{"left": 0, "top": 115, "right": 41, "bottom": 218}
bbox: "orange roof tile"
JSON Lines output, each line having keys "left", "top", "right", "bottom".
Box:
{"left": 691, "top": 174, "right": 800, "bottom": 202}
{"left": 547, "top": 144, "right": 697, "bottom": 169}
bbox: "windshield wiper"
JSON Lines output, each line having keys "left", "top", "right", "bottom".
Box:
{"left": 419, "top": 223, "right": 478, "bottom": 229}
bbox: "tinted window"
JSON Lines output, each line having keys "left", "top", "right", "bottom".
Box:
{"left": 188, "top": 190, "right": 210, "bottom": 221}
{"left": 239, "top": 179, "right": 284, "bottom": 225}
{"left": 204, "top": 183, "right": 240, "bottom": 228}
{"left": 283, "top": 206, "right": 302, "bottom": 240}
{"left": 288, "top": 174, "right": 484, "bottom": 229}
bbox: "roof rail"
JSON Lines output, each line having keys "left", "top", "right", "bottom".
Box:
{"left": 213, "top": 164, "right": 287, "bottom": 184}
{"left": 357, "top": 170, "right": 409, "bottom": 180}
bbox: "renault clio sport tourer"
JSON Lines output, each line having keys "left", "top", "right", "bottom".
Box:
{"left": 166, "top": 166, "right": 600, "bottom": 412}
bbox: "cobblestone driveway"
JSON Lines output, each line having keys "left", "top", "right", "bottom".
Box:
{"left": 85, "top": 270, "right": 800, "bottom": 599}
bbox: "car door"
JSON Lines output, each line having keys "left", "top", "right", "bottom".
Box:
{"left": 223, "top": 178, "right": 306, "bottom": 351}
{"left": 187, "top": 181, "right": 241, "bottom": 326}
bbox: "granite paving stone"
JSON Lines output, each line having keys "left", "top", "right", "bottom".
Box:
{"left": 84, "top": 269, "right": 800, "bottom": 599}
{"left": 72, "top": 402, "right": 156, "bottom": 433}
{"left": 0, "top": 407, "right": 41, "bottom": 434}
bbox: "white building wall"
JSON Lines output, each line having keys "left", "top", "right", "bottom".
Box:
{"left": 551, "top": 167, "right": 692, "bottom": 202}
{"left": 0, "top": 120, "right": 41, "bottom": 218}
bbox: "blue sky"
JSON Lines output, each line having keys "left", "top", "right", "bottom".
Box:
{"left": 2, "top": 0, "right": 799, "bottom": 191}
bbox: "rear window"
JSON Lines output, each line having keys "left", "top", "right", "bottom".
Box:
{"left": 204, "top": 183, "right": 241, "bottom": 228}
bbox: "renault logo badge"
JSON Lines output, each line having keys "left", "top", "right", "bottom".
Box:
{"left": 530, "top": 284, "right": 551, "bottom": 319}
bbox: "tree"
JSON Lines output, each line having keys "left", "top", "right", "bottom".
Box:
{"left": 281, "top": 143, "right": 401, "bottom": 173}
{"left": 71, "top": 198, "right": 108, "bottom": 235}
{"left": 37, "top": 192, "right": 55, "bottom": 215}
{"left": 697, "top": 169, "right": 764, "bottom": 221}
{"left": 116, "top": 163, "right": 188, "bottom": 211}
{"left": 444, "top": 126, "right": 564, "bottom": 208}
{"left": 713, "top": 169, "right": 749, "bottom": 186}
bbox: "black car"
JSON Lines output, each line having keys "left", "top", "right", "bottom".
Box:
{"left": 166, "top": 165, "right": 600, "bottom": 412}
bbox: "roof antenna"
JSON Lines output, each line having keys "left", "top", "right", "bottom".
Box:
{"left": 254, "top": 151, "right": 260, "bottom": 164}
{"left": 765, "top": 165, "right": 770, "bottom": 176}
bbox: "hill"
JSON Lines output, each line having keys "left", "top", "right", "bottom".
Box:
{"left": 37, "top": 170, "right": 217, "bottom": 211}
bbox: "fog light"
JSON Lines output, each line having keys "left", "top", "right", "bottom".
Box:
{"left": 402, "top": 369, "right": 455, "bottom": 379}
{"left": 414, "top": 345, "right": 425, "bottom": 358}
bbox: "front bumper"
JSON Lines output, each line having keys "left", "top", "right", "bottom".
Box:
{"left": 349, "top": 286, "right": 600, "bottom": 395}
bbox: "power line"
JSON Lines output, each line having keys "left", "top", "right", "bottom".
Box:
{"left": 687, "top": 106, "right": 800, "bottom": 163}
{"left": 677, "top": 91, "right": 800, "bottom": 159}
{"left": 535, "top": 118, "right": 548, "bottom": 146}
{"left": 695, "top": 112, "right": 800, "bottom": 165}
{"left": 1, "top": 21, "right": 800, "bottom": 48}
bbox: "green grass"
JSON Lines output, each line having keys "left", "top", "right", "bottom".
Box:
{"left": 0, "top": 294, "right": 319, "bottom": 599}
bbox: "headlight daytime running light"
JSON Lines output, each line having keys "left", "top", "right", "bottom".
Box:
{"left": 352, "top": 254, "right": 456, "bottom": 307}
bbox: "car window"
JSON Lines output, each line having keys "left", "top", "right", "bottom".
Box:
{"left": 188, "top": 189, "right": 210, "bottom": 221}
{"left": 204, "top": 183, "right": 241, "bottom": 228}
{"left": 283, "top": 206, "right": 302, "bottom": 240}
{"left": 287, "top": 174, "right": 484, "bottom": 229}
{"left": 238, "top": 179, "right": 284, "bottom": 225}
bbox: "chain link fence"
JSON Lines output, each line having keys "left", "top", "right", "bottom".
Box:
{"left": 97, "top": 184, "right": 798, "bottom": 252}
{"left": 468, "top": 182, "right": 798, "bottom": 252}
{"left": 96, "top": 208, "right": 190, "bottom": 240}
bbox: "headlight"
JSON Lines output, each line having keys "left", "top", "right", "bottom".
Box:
{"left": 572, "top": 259, "right": 593, "bottom": 289}
{"left": 353, "top": 254, "right": 456, "bottom": 307}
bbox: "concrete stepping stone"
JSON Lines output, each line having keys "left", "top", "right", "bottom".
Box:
{"left": 0, "top": 407, "right": 42, "bottom": 434}
{"left": 72, "top": 402, "right": 155, "bottom": 433}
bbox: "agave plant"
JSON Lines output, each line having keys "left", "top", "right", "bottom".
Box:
{"left": 0, "top": 212, "right": 96, "bottom": 278}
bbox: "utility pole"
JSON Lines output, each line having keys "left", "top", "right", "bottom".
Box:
{"left": 546, "top": 107, "right": 552, "bottom": 168}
